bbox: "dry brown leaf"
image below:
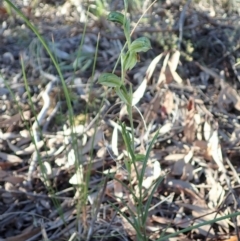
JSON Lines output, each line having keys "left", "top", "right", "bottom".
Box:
{"left": 184, "top": 98, "right": 196, "bottom": 143}
{"left": 0, "top": 151, "right": 23, "bottom": 164}
{"left": 165, "top": 178, "right": 201, "bottom": 200}
{"left": 142, "top": 93, "right": 161, "bottom": 124}
{"left": 120, "top": 216, "right": 137, "bottom": 241}
{"left": 158, "top": 53, "right": 170, "bottom": 85}
{"left": 151, "top": 215, "right": 172, "bottom": 224}
{"left": 179, "top": 202, "right": 229, "bottom": 229}
{"left": 162, "top": 90, "right": 174, "bottom": 114}
{"left": 169, "top": 50, "right": 181, "bottom": 71}
{"left": 5, "top": 225, "right": 41, "bottom": 241}
{"left": 208, "top": 128, "right": 225, "bottom": 172}
{"left": 164, "top": 153, "right": 186, "bottom": 162}
{"left": 0, "top": 110, "right": 31, "bottom": 128}
{"left": 146, "top": 53, "right": 164, "bottom": 82}
{"left": 7, "top": 140, "right": 44, "bottom": 155}
{"left": 4, "top": 175, "right": 24, "bottom": 185}
{"left": 167, "top": 61, "right": 183, "bottom": 84}
{"left": 193, "top": 140, "right": 212, "bottom": 161}
{"left": 161, "top": 50, "right": 182, "bottom": 84}
{"left": 132, "top": 78, "right": 147, "bottom": 106}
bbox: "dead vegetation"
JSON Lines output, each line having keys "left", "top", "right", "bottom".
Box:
{"left": 1, "top": 0, "right": 240, "bottom": 240}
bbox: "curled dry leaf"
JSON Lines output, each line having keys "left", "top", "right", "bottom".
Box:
{"left": 132, "top": 78, "right": 147, "bottom": 106}
{"left": 162, "top": 50, "right": 182, "bottom": 84}
{"left": 146, "top": 53, "right": 164, "bottom": 82}
{"left": 184, "top": 98, "right": 196, "bottom": 143}
{"left": 162, "top": 90, "right": 174, "bottom": 115}
{"left": 167, "top": 61, "right": 183, "bottom": 84}
{"left": 158, "top": 52, "right": 170, "bottom": 85}
{"left": 169, "top": 50, "right": 181, "bottom": 71}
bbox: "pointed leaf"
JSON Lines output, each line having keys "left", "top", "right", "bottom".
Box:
{"left": 107, "top": 11, "right": 125, "bottom": 25}
{"left": 123, "top": 51, "right": 138, "bottom": 71}
{"left": 129, "top": 37, "right": 152, "bottom": 53}
{"left": 98, "top": 73, "right": 122, "bottom": 88}
{"left": 115, "top": 86, "right": 131, "bottom": 105}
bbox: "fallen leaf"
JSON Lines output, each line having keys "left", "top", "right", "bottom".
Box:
{"left": 158, "top": 52, "right": 170, "bottom": 85}
{"left": 184, "top": 98, "right": 196, "bottom": 143}
{"left": 5, "top": 225, "right": 41, "bottom": 241}
{"left": 162, "top": 90, "right": 174, "bottom": 114}
{"left": 0, "top": 151, "right": 23, "bottom": 164}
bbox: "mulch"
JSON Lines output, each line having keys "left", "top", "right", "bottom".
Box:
{"left": 1, "top": 0, "right": 240, "bottom": 240}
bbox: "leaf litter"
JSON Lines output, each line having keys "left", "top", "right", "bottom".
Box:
{"left": 2, "top": 0, "right": 240, "bottom": 241}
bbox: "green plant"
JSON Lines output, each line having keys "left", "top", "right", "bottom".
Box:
{"left": 97, "top": 2, "right": 163, "bottom": 240}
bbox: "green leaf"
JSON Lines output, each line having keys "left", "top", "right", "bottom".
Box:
{"left": 98, "top": 73, "right": 122, "bottom": 88}
{"left": 107, "top": 11, "right": 125, "bottom": 25}
{"left": 120, "top": 122, "right": 135, "bottom": 162}
{"left": 129, "top": 37, "right": 152, "bottom": 53}
{"left": 123, "top": 51, "right": 138, "bottom": 71}
{"left": 115, "top": 86, "right": 131, "bottom": 105}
